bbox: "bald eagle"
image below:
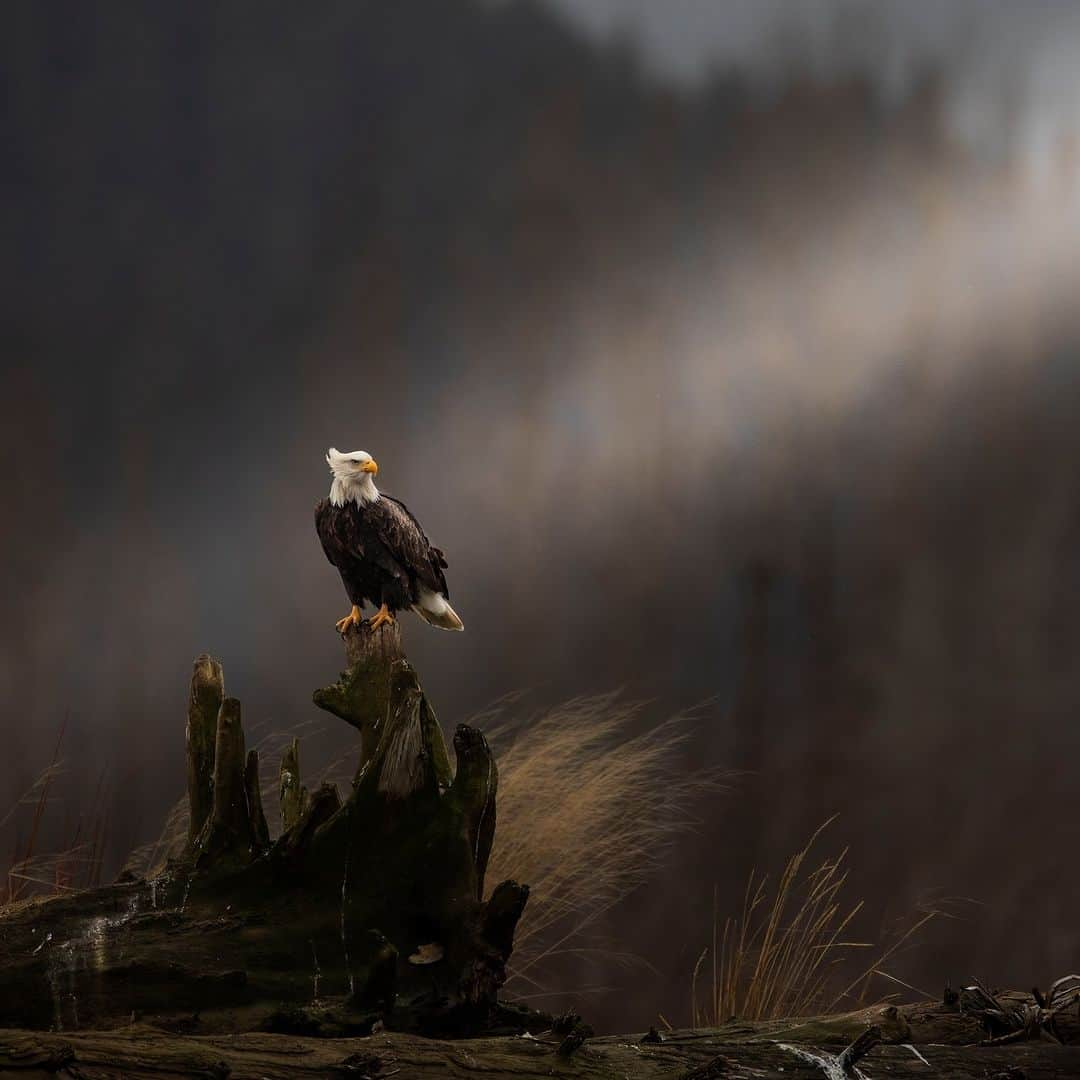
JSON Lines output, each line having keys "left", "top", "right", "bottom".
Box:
{"left": 315, "top": 448, "right": 464, "bottom": 633}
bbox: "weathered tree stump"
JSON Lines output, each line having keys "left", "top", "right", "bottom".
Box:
{"left": 0, "top": 624, "right": 528, "bottom": 1037}
{"left": 303, "top": 621, "right": 516, "bottom": 1025}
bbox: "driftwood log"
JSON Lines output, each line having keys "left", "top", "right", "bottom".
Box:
{"left": 0, "top": 622, "right": 527, "bottom": 1037}
{"left": 2, "top": 999, "right": 1080, "bottom": 1078}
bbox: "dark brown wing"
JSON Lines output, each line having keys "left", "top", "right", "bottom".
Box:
{"left": 370, "top": 494, "right": 450, "bottom": 599}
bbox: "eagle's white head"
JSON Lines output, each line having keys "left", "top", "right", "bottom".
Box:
{"left": 326, "top": 447, "right": 380, "bottom": 507}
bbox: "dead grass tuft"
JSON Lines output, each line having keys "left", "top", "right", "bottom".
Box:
{"left": 692, "top": 818, "right": 936, "bottom": 1026}
{"left": 1, "top": 723, "right": 113, "bottom": 906}
{"left": 482, "top": 692, "right": 728, "bottom": 995}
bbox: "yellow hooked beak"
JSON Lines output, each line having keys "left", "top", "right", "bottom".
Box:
{"left": 360, "top": 459, "right": 379, "bottom": 476}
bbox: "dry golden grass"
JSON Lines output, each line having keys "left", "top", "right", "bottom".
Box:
{"left": 2, "top": 725, "right": 67, "bottom": 905}
{"left": 691, "top": 818, "right": 936, "bottom": 1026}
{"left": 481, "top": 692, "right": 727, "bottom": 997}
{"left": 1, "top": 724, "right": 113, "bottom": 906}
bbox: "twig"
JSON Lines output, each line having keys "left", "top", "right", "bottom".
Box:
{"left": 837, "top": 1025, "right": 881, "bottom": 1076}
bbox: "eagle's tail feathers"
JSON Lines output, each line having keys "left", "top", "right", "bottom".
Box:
{"left": 413, "top": 589, "right": 464, "bottom": 631}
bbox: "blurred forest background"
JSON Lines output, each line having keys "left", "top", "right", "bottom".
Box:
{"left": 5, "top": 0, "right": 1080, "bottom": 1029}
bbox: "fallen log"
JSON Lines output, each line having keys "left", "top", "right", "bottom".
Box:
{"left": 1, "top": 1012, "right": 1078, "bottom": 1080}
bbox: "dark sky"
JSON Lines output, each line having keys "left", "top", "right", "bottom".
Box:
{"left": 4, "top": 0, "right": 1080, "bottom": 1030}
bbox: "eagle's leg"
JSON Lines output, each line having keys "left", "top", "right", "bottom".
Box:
{"left": 367, "top": 602, "right": 396, "bottom": 631}
{"left": 335, "top": 605, "right": 363, "bottom": 634}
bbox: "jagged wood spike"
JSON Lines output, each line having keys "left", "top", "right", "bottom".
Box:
{"left": 245, "top": 748, "right": 270, "bottom": 851}
{"left": 196, "top": 696, "right": 253, "bottom": 865}
{"left": 419, "top": 694, "right": 452, "bottom": 792}
{"left": 461, "top": 879, "right": 530, "bottom": 1005}
{"left": 185, "top": 654, "right": 223, "bottom": 846}
{"left": 371, "top": 661, "right": 441, "bottom": 801}
{"left": 212, "top": 697, "right": 248, "bottom": 834}
{"left": 348, "top": 930, "right": 398, "bottom": 1011}
{"left": 277, "top": 781, "right": 340, "bottom": 861}
{"left": 449, "top": 724, "right": 498, "bottom": 897}
{"left": 279, "top": 737, "right": 309, "bottom": 833}
{"left": 483, "top": 880, "right": 530, "bottom": 957}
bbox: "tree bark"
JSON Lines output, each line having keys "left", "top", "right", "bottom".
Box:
{"left": 193, "top": 696, "right": 252, "bottom": 868}
{"left": 278, "top": 737, "right": 309, "bottom": 833}
{"left": 185, "top": 655, "right": 223, "bottom": 847}
{"left": 244, "top": 749, "right": 270, "bottom": 851}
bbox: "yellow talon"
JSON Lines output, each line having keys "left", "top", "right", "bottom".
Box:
{"left": 335, "top": 605, "right": 362, "bottom": 634}
{"left": 368, "top": 603, "right": 395, "bottom": 631}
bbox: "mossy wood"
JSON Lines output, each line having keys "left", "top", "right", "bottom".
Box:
{"left": 184, "top": 654, "right": 222, "bottom": 847}
{"left": 0, "top": 622, "right": 526, "bottom": 1036}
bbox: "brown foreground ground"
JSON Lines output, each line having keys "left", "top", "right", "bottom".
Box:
{"left": 2, "top": 996, "right": 1078, "bottom": 1079}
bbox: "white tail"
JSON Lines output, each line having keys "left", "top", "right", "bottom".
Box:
{"left": 413, "top": 589, "right": 464, "bottom": 631}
